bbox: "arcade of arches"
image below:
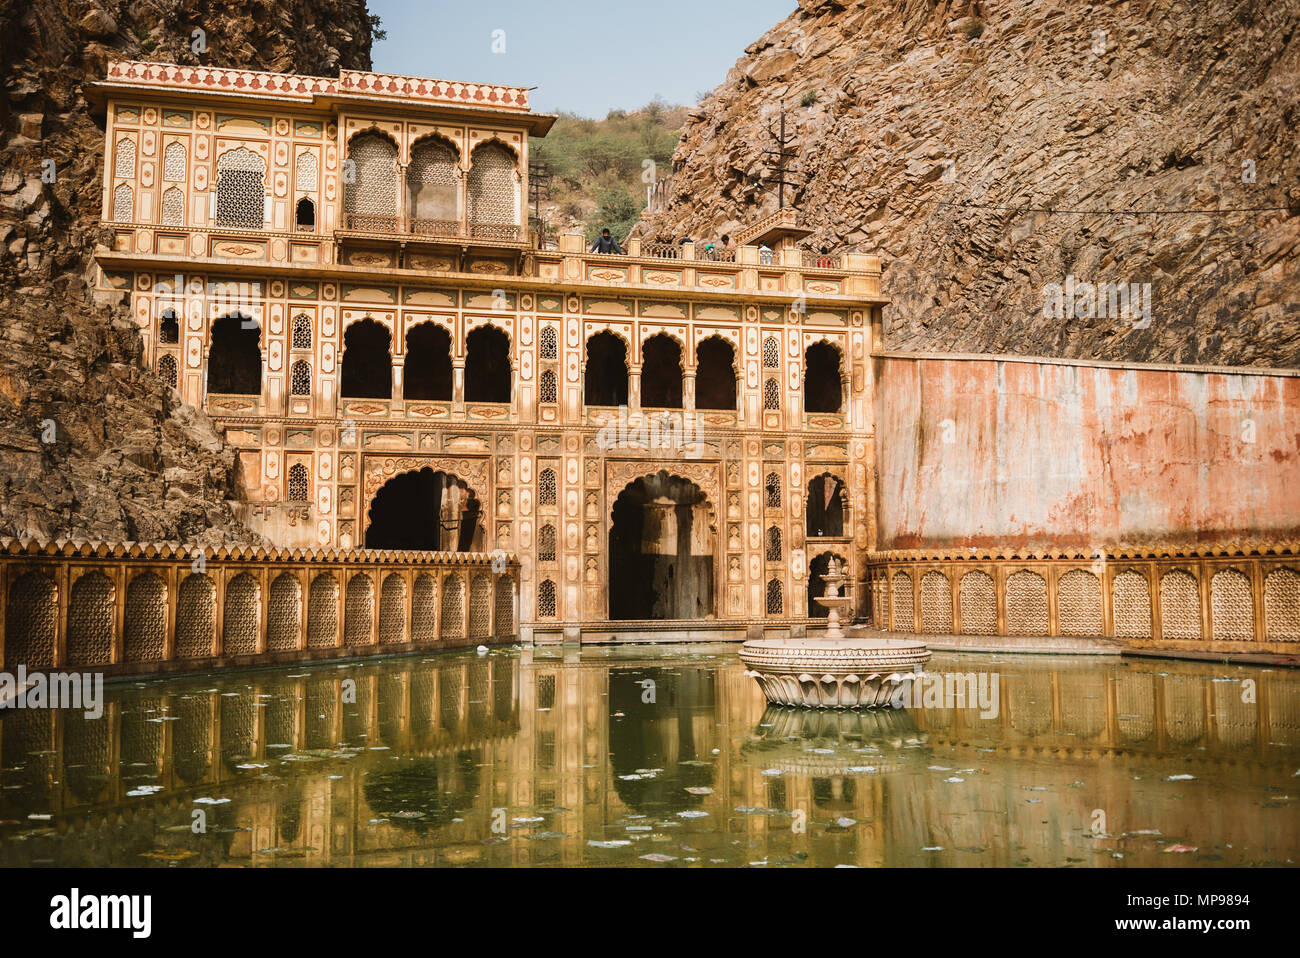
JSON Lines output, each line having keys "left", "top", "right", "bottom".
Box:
{"left": 367, "top": 468, "right": 484, "bottom": 552}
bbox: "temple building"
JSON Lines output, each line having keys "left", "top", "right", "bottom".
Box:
{"left": 77, "top": 60, "right": 1300, "bottom": 658}
{"left": 87, "top": 61, "right": 884, "bottom": 644}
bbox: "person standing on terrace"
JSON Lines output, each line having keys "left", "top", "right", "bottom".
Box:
{"left": 591, "top": 228, "right": 624, "bottom": 254}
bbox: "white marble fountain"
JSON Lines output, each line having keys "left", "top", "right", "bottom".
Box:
{"left": 740, "top": 557, "right": 931, "bottom": 708}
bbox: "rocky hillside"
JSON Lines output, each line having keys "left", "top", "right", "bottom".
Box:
{"left": 0, "top": 0, "right": 374, "bottom": 545}
{"left": 644, "top": 0, "right": 1300, "bottom": 367}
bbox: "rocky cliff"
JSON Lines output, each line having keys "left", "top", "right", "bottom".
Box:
{"left": 645, "top": 0, "right": 1300, "bottom": 367}
{"left": 0, "top": 0, "right": 373, "bottom": 545}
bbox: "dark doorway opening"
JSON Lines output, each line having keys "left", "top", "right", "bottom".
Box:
{"left": 585, "top": 331, "right": 628, "bottom": 406}
{"left": 807, "top": 551, "right": 848, "bottom": 617}
{"left": 341, "top": 318, "right": 392, "bottom": 399}
{"left": 207, "top": 315, "right": 261, "bottom": 395}
{"left": 404, "top": 323, "right": 454, "bottom": 400}
{"left": 295, "top": 197, "right": 316, "bottom": 231}
{"left": 804, "top": 341, "right": 843, "bottom": 413}
{"left": 366, "top": 467, "right": 482, "bottom": 552}
{"left": 806, "top": 473, "right": 847, "bottom": 538}
{"left": 641, "top": 334, "right": 682, "bottom": 409}
{"left": 695, "top": 336, "right": 737, "bottom": 410}
{"left": 608, "top": 470, "right": 714, "bottom": 620}
{"left": 465, "top": 326, "right": 511, "bottom": 402}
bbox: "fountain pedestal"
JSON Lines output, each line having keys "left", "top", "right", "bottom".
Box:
{"left": 740, "top": 558, "right": 931, "bottom": 709}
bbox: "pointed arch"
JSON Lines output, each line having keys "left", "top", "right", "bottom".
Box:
{"left": 407, "top": 133, "right": 460, "bottom": 227}
{"left": 340, "top": 317, "right": 392, "bottom": 398}
{"left": 215, "top": 147, "right": 266, "bottom": 229}
{"left": 695, "top": 335, "right": 737, "bottom": 410}
{"left": 465, "top": 324, "right": 511, "bottom": 402}
{"left": 585, "top": 330, "right": 629, "bottom": 406}
{"left": 804, "top": 340, "right": 843, "bottom": 413}
{"left": 207, "top": 315, "right": 261, "bottom": 395}
{"left": 641, "top": 333, "right": 683, "bottom": 409}
{"left": 404, "top": 321, "right": 453, "bottom": 400}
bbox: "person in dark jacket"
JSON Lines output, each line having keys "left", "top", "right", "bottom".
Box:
{"left": 590, "top": 229, "right": 623, "bottom": 254}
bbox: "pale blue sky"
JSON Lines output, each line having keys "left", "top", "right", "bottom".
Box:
{"left": 368, "top": 0, "right": 797, "bottom": 117}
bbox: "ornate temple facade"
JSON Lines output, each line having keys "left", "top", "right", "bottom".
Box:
{"left": 87, "top": 61, "right": 884, "bottom": 644}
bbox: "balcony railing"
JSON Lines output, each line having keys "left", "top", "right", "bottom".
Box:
{"left": 342, "top": 213, "right": 521, "bottom": 243}
{"left": 802, "top": 251, "right": 843, "bottom": 269}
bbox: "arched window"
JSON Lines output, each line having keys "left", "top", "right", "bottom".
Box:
{"left": 641, "top": 334, "right": 682, "bottom": 408}
{"left": 112, "top": 183, "right": 133, "bottom": 222}
{"left": 766, "top": 526, "right": 782, "bottom": 562}
{"left": 807, "top": 473, "right": 846, "bottom": 538}
{"left": 407, "top": 137, "right": 459, "bottom": 228}
{"left": 763, "top": 377, "right": 780, "bottom": 410}
{"left": 115, "top": 137, "right": 135, "bottom": 178}
{"left": 158, "top": 353, "right": 178, "bottom": 388}
{"left": 538, "top": 369, "right": 557, "bottom": 404}
{"left": 206, "top": 315, "right": 261, "bottom": 395}
{"left": 404, "top": 322, "right": 453, "bottom": 401}
{"left": 344, "top": 132, "right": 398, "bottom": 230}
{"left": 467, "top": 142, "right": 519, "bottom": 235}
{"left": 585, "top": 331, "right": 628, "bottom": 406}
{"left": 159, "top": 308, "right": 179, "bottom": 344}
{"left": 465, "top": 325, "right": 511, "bottom": 402}
{"left": 539, "top": 325, "right": 558, "bottom": 360}
{"left": 161, "top": 186, "right": 184, "bottom": 226}
{"left": 538, "top": 524, "right": 557, "bottom": 562}
{"left": 766, "top": 578, "right": 783, "bottom": 615}
{"left": 538, "top": 468, "right": 557, "bottom": 506}
{"left": 294, "top": 197, "right": 315, "bottom": 231}
{"left": 340, "top": 319, "right": 392, "bottom": 399}
{"left": 294, "top": 151, "right": 317, "bottom": 192}
{"left": 290, "top": 359, "right": 311, "bottom": 395}
{"left": 696, "top": 336, "right": 737, "bottom": 410}
{"left": 287, "top": 463, "right": 310, "bottom": 501}
{"left": 762, "top": 335, "right": 780, "bottom": 368}
{"left": 537, "top": 579, "right": 557, "bottom": 618}
{"left": 804, "top": 341, "right": 843, "bottom": 413}
{"left": 765, "top": 472, "right": 782, "bottom": 509}
{"left": 215, "top": 148, "right": 266, "bottom": 229}
{"left": 163, "top": 141, "right": 186, "bottom": 181}
{"left": 291, "top": 314, "right": 312, "bottom": 350}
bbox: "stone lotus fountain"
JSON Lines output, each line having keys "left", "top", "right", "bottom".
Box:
{"left": 740, "top": 556, "right": 931, "bottom": 708}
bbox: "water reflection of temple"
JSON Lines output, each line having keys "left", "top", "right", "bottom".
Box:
{"left": 1, "top": 651, "right": 1296, "bottom": 866}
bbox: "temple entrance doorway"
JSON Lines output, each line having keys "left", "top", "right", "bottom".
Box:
{"left": 608, "top": 471, "right": 715, "bottom": 620}
{"left": 366, "top": 467, "right": 484, "bottom": 552}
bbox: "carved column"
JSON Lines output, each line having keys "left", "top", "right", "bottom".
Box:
{"left": 628, "top": 362, "right": 642, "bottom": 415}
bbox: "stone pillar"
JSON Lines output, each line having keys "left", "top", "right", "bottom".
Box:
{"left": 452, "top": 358, "right": 466, "bottom": 412}
{"left": 683, "top": 364, "right": 697, "bottom": 414}
{"left": 628, "top": 362, "right": 642, "bottom": 415}
{"left": 391, "top": 356, "right": 404, "bottom": 405}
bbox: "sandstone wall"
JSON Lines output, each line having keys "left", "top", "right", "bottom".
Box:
{"left": 645, "top": 0, "right": 1300, "bottom": 368}
{"left": 873, "top": 354, "right": 1300, "bottom": 550}
{"left": 0, "top": 0, "right": 374, "bottom": 544}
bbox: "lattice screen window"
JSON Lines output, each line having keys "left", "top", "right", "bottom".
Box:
{"left": 765, "top": 472, "right": 781, "bottom": 509}
{"left": 115, "top": 137, "right": 135, "bottom": 178}
{"left": 158, "top": 353, "right": 178, "bottom": 388}
{"left": 1264, "top": 567, "right": 1300, "bottom": 640}
{"left": 762, "top": 335, "right": 780, "bottom": 368}
{"left": 307, "top": 574, "right": 339, "bottom": 648}
{"left": 67, "top": 572, "right": 114, "bottom": 666}
{"left": 538, "top": 524, "right": 557, "bottom": 562}
{"left": 112, "top": 183, "right": 133, "bottom": 222}
{"left": 494, "top": 577, "right": 514, "bottom": 635}
{"left": 1112, "top": 570, "right": 1153, "bottom": 639}
{"left": 295, "top": 151, "right": 318, "bottom": 192}
{"left": 539, "top": 325, "right": 558, "bottom": 359}
{"left": 1005, "top": 570, "right": 1049, "bottom": 635}
{"left": 959, "top": 571, "right": 996, "bottom": 635}
{"left": 766, "top": 578, "right": 783, "bottom": 614}
{"left": 538, "top": 468, "right": 557, "bottom": 506}
{"left": 1058, "top": 568, "right": 1103, "bottom": 636}
{"left": 441, "top": 575, "right": 465, "bottom": 637}
{"left": 124, "top": 573, "right": 167, "bottom": 661}
{"left": 892, "top": 572, "right": 914, "bottom": 629}
{"left": 763, "top": 377, "right": 780, "bottom": 410}
{"left": 344, "top": 133, "right": 398, "bottom": 217}
{"left": 920, "top": 571, "right": 953, "bottom": 633}
{"left": 469, "top": 575, "right": 492, "bottom": 637}
{"left": 537, "top": 579, "right": 557, "bottom": 618}
{"left": 345, "top": 574, "right": 375, "bottom": 646}
{"left": 291, "top": 314, "right": 312, "bottom": 350}
{"left": 290, "top": 359, "right": 311, "bottom": 395}
{"left": 287, "top": 463, "right": 309, "bottom": 501}
{"left": 467, "top": 142, "right": 518, "bottom": 224}
{"left": 163, "top": 141, "right": 186, "bottom": 181}
{"left": 407, "top": 138, "right": 458, "bottom": 221}
{"left": 539, "top": 368, "right": 558, "bottom": 404}
{"left": 766, "top": 526, "right": 782, "bottom": 562}
{"left": 161, "top": 186, "right": 184, "bottom": 226}
{"left": 215, "top": 148, "right": 266, "bottom": 229}
{"left": 1159, "top": 570, "right": 1201, "bottom": 640}
{"left": 267, "top": 573, "right": 302, "bottom": 652}
{"left": 1211, "top": 568, "right": 1254, "bottom": 641}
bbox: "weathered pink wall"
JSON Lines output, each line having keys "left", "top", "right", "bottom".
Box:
{"left": 874, "top": 355, "right": 1300, "bottom": 550}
